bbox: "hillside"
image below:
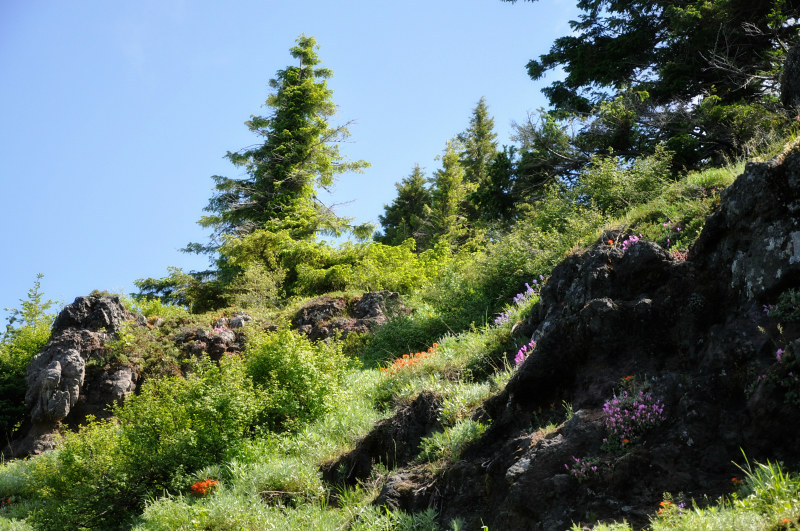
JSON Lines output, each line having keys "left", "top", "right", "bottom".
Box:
{"left": 0, "top": 140, "right": 798, "bottom": 529}
{"left": 4, "top": 6, "right": 800, "bottom": 528}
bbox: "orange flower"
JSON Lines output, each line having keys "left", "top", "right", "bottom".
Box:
{"left": 608, "top": 239, "right": 614, "bottom": 246}
{"left": 621, "top": 438, "right": 630, "bottom": 445}
{"left": 782, "top": 518, "right": 791, "bottom": 524}
{"left": 623, "top": 376, "right": 633, "bottom": 381}
{"left": 191, "top": 479, "right": 219, "bottom": 496}
{"left": 660, "top": 501, "right": 672, "bottom": 507}
{"left": 731, "top": 477, "right": 742, "bottom": 485}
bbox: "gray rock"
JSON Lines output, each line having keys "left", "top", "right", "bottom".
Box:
{"left": 292, "top": 291, "right": 408, "bottom": 341}
{"left": 229, "top": 313, "right": 253, "bottom": 329}
{"left": 27, "top": 348, "right": 85, "bottom": 423}
{"left": 51, "top": 295, "right": 133, "bottom": 334}
{"left": 5, "top": 295, "right": 137, "bottom": 458}
{"left": 692, "top": 153, "right": 800, "bottom": 303}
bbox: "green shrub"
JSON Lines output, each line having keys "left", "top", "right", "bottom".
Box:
{"left": 122, "top": 293, "right": 189, "bottom": 320}
{"left": 576, "top": 145, "right": 673, "bottom": 217}
{"left": 245, "top": 328, "right": 351, "bottom": 431}
{"left": 22, "top": 357, "right": 263, "bottom": 530}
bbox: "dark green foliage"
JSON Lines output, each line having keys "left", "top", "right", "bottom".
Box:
{"left": 140, "top": 35, "right": 373, "bottom": 313}
{"left": 424, "top": 140, "right": 472, "bottom": 249}
{"left": 377, "top": 164, "right": 432, "bottom": 247}
{"left": 470, "top": 146, "right": 517, "bottom": 223}
{"left": 134, "top": 266, "right": 230, "bottom": 313}
{"left": 512, "top": 110, "right": 585, "bottom": 198}
{"left": 514, "top": 0, "right": 798, "bottom": 109}
{"left": 458, "top": 97, "right": 499, "bottom": 189}
{"left": 507, "top": 0, "right": 797, "bottom": 166}
{"left": 0, "top": 275, "right": 55, "bottom": 444}
{"left": 772, "top": 289, "right": 800, "bottom": 322}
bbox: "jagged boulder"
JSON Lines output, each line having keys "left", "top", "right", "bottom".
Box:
{"left": 692, "top": 153, "right": 800, "bottom": 303}
{"left": 174, "top": 325, "right": 244, "bottom": 360}
{"left": 4, "top": 296, "right": 137, "bottom": 457}
{"left": 26, "top": 296, "right": 133, "bottom": 424}
{"left": 292, "top": 291, "right": 408, "bottom": 341}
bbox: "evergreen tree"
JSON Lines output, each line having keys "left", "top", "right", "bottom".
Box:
{"left": 137, "top": 36, "right": 370, "bottom": 312}
{"left": 199, "top": 35, "right": 369, "bottom": 242}
{"left": 470, "top": 146, "right": 517, "bottom": 223}
{"left": 458, "top": 97, "right": 499, "bottom": 186}
{"left": 377, "top": 164, "right": 432, "bottom": 247}
{"left": 506, "top": 0, "right": 798, "bottom": 166}
{"left": 511, "top": 111, "right": 584, "bottom": 200}
{"left": 424, "top": 140, "right": 472, "bottom": 248}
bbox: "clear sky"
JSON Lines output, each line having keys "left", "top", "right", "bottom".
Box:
{"left": 0, "top": 0, "right": 577, "bottom": 319}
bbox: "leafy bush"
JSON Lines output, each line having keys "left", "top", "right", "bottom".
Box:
{"left": 23, "top": 357, "right": 263, "bottom": 530}
{"left": 245, "top": 328, "right": 351, "bottom": 431}
{"left": 122, "top": 293, "right": 189, "bottom": 320}
{"left": 576, "top": 145, "right": 673, "bottom": 216}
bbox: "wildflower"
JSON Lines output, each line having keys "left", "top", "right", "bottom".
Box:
{"left": 777, "top": 348, "right": 786, "bottom": 362}
{"left": 514, "top": 339, "right": 536, "bottom": 366}
{"left": 731, "top": 477, "right": 742, "bottom": 485}
{"left": 191, "top": 479, "right": 219, "bottom": 496}
{"left": 608, "top": 239, "right": 614, "bottom": 246}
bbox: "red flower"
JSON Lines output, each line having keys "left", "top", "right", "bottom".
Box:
{"left": 191, "top": 479, "right": 219, "bottom": 496}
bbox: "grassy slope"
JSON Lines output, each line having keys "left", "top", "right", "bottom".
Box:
{"left": 1, "top": 141, "right": 799, "bottom": 530}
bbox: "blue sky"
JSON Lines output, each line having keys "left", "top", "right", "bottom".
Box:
{"left": 0, "top": 0, "right": 577, "bottom": 319}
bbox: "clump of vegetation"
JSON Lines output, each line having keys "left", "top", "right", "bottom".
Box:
{"left": 245, "top": 328, "right": 352, "bottom": 431}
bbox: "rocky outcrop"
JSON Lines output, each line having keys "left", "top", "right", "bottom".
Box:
{"left": 292, "top": 291, "right": 408, "bottom": 341}
{"left": 4, "top": 296, "right": 137, "bottom": 458}
{"left": 368, "top": 148, "right": 800, "bottom": 528}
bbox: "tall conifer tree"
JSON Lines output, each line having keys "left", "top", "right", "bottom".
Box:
{"left": 458, "top": 97, "right": 499, "bottom": 186}
{"left": 199, "top": 35, "right": 369, "bottom": 242}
